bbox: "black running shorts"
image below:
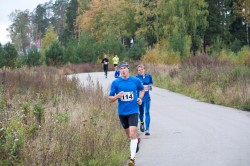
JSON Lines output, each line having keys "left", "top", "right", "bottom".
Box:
{"left": 119, "top": 113, "right": 138, "bottom": 129}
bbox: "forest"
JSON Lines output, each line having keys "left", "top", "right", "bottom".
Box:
{"left": 0, "top": 0, "right": 250, "bottom": 165}
{"left": 0, "top": 0, "right": 250, "bottom": 67}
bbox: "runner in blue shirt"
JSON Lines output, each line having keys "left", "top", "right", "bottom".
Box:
{"left": 136, "top": 64, "right": 153, "bottom": 136}
{"left": 114, "top": 66, "right": 120, "bottom": 78}
{"left": 109, "top": 62, "right": 145, "bottom": 166}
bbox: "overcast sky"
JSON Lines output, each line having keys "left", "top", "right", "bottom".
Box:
{"left": 0, "top": 0, "right": 52, "bottom": 45}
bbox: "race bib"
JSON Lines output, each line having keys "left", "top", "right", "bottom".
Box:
{"left": 144, "top": 84, "right": 152, "bottom": 91}
{"left": 104, "top": 62, "right": 108, "bottom": 65}
{"left": 121, "top": 92, "right": 134, "bottom": 101}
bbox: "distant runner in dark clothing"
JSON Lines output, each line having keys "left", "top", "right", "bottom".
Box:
{"left": 101, "top": 55, "right": 109, "bottom": 78}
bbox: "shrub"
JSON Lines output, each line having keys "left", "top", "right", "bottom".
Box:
{"left": 238, "top": 46, "right": 250, "bottom": 66}
{"left": 63, "top": 38, "right": 79, "bottom": 64}
{"left": 33, "top": 101, "right": 45, "bottom": 124}
{"left": 0, "top": 45, "right": 6, "bottom": 68}
{"left": 45, "top": 41, "right": 64, "bottom": 66}
{"left": 27, "top": 46, "right": 42, "bottom": 67}
{"left": 230, "top": 38, "right": 242, "bottom": 53}
{"left": 1, "top": 43, "right": 18, "bottom": 68}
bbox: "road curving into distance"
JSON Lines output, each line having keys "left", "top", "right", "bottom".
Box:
{"left": 69, "top": 71, "right": 250, "bottom": 166}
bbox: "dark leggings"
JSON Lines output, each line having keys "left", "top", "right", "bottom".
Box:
{"left": 103, "top": 65, "right": 108, "bottom": 76}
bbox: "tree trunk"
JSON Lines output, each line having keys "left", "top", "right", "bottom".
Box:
{"left": 247, "top": 22, "right": 249, "bottom": 45}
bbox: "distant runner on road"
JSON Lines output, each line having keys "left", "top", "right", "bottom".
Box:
{"left": 108, "top": 62, "right": 145, "bottom": 166}
{"left": 114, "top": 66, "right": 120, "bottom": 78}
{"left": 101, "top": 55, "right": 109, "bottom": 78}
{"left": 112, "top": 54, "right": 119, "bottom": 69}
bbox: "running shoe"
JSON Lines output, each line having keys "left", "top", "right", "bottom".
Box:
{"left": 145, "top": 131, "right": 150, "bottom": 136}
{"left": 128, "top": 158, "right": 135, "bottom": 166}
{"left": 136, "top": 137, "right": 140, "bottom": 153}
{"left": 140, "top": 122, "right": 145, "bottom": 132}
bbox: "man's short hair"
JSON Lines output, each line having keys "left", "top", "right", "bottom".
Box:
{"left": 119, "top": 62, "right": 129, "bottom": 69}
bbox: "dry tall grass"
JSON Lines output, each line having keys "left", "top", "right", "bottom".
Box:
{"left": 145, "top": 55, "right": 250, "bottom": 111}
{"left": 0, "top": 66, "right": 128, "bottom": 165}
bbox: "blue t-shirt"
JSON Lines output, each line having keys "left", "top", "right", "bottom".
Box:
{"left": 136, "top": 74, "right": 153, "bottom": 101}
{"left": 109, "top": 76, "right": 144, "bottom": 115}
{"left": 114, "top": 70, "right": 120, "bottom": 78}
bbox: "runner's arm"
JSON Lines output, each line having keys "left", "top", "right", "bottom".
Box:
{"left": 137, "top": 89, "right": 145, "bottom": 105}
{"left": 108, "top": 95, "right": 119, "bottom": 103}
{"left": 109, "top": 91, "right": 124, "bottom": 103}
{"left": 138, "top": 89, "right": 145, "bottom": 100}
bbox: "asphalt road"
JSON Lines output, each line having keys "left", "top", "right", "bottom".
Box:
{"left": 68, "top": 71, "right": 250, "bottom": 166}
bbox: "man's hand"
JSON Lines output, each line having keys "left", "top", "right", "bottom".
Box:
{"left": 117, "top": 91, "right": 124, "bottom": 98}
{"left": 137, "top": 98, "right": 142, "bottom": 105}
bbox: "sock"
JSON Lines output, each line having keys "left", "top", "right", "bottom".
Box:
{"left": 130, "top": 138, "right": 138, "bottom": 159}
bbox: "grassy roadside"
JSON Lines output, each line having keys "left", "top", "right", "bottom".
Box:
{"left": 0, "top": 66, "right": 129, "bottom": 165}
{"left": 1, "top": 56, "right": 248, "bottom": 165}
{"left": 142, "top": 55, "right": 250, "bottom": 111}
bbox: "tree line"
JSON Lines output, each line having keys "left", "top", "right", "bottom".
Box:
{"left": 0, "top": 0, "right": 249, "bottom": 68}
